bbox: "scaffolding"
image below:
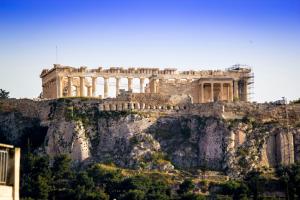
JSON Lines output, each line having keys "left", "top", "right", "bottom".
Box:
{"left": 246, "top": 71, "right": 254, "bottom": 101}
{"left": 227, "top": 64, "right": 254, "bottom": 101}
{"left": 226, "top": 64, "right": 252, "bottom": 72}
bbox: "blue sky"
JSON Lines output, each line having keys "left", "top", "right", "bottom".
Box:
{"left": 0, "top": 0, "right": 299, "bottom": 102}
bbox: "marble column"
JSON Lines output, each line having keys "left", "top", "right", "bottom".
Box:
{"left": 92, "top": 77, "right": 97, "bottom": 97}
{"left": 123, "top": 103, "right": 128, "bottom": 110}
{"left": 211, "top": 82, "right": 214, "bottom": 102}
{"left": 157, "top": 79, "right": 163, "bottom": 93}
{"left": 129, "top": 102, "right": 134, "bottom": 109}
{"left": 128, "top": 77, "right": 133, "bottom": 92}
{"left": 79, "top": 77, "right": 85, "bottom": 97}
{"left": 116, "top": 77, "right": 120, "bottom": 96}
{"left": 87, "top": 86, "right": 92, "bottom": 97}
{"left": 57, "top": 76, "right": 63, "bottom": 98}
{"left": 243, "top": 80, "right": 248, "bottom": 101}
{"left": 229, "top": 82, "right": 234, "bottom": 102}
{"left": 155, "top": 79, "right": 159, "bottom": 93}
{"left": 227, "top": 84, "right": 230, "bottom": 101}
{"left": 104, "top": 77, "right": 109, "bottom": 98}
{"left": 220, "top": 83, "right": 223, "bottom": 101}
{"left": 149, "top": 78, "right": 160, "bottom": 93}
{"left": 75, "top": 86, "right": 79, "bottom": 96}
{"left": 234, "top": 80, "right": 239, "bottom": 100}
{"left": 135, "top": 103, "right": 140, "bottom": 110}
{"left": 140, "top": 78, "right": 145, "bottom": 93}
{"left": 67, "top": 77, "right": 72, "bottom": 97}
{"left": 200, "top": 83, "right": 204, "bottom": 103}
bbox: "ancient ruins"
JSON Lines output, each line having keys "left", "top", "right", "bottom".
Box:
{"left": 40, "top": 64, "right": 254, "bottom": 103}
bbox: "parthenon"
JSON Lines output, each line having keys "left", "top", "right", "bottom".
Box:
{"left": 40, "top": 64, "right": 253, "bottom": 103}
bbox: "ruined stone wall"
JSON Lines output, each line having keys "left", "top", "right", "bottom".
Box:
{"left": 156, "top": 80, "right": 202, "bottom": 103}
{"left": 40, "top": 64, "right": 253, "bottom": 101}
{"left": 0, "top": 99, "right": 50, "bottom": 120}
{"left": 41, "top": 69, "right": 58, "bottom": 99}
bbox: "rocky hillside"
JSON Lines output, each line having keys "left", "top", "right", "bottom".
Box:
{"left": 0, "top": 98, "right": 300, "bottom": 177}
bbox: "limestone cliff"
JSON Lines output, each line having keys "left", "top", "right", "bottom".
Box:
{"left": 0, "top": 98, "right": 300, "bottom": 177}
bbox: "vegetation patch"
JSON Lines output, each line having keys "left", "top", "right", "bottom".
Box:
{"left": 20, "top": 151, "right": 300, "bottom": 200}
{"left": 151, "top": 152, "right": 168, "bottom": 161}
{"left": 129, "top": 135, "right": 140, "bottom": 146}
{"left": 96, "top": 110, "right": 138, "bottom": 119}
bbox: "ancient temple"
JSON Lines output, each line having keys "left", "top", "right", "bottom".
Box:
{"left": 40, "top": 64, "right": 253, "bottom": 103}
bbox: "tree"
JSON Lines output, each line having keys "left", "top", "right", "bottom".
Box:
{"left": 85, "top": 189, "right": 109, "bottom": 200}
{"left": 50, "top": 154, "right": 75, "bottom": 199}
{"left": 177, "top": 179, "right": 195, "bottom": 195}
{"left": 120, "top": 189, "right": 145, "bottom": 200}
{"left": 146, "top": 179, "right": 171, "bottom": 200}
{"left": 34, "top": 175, "right": 51, "bottom": 200}
{"left": 119, "top": 175, "right": 152, "bottom": 192}
{"left": 219, "top": 180, "right": 249, "bottom": 200}
{"left": 244, "top": 170, "right": 266, "bottom": 200}
{"left": 52, "top": 154, "right": 73, "bottom": 179}
{"left": 88, "top": 164, "right": 123, "bottom": 199}
{"left": 20, "top": 154, "right": 111, "bottom": 200}
{"left": 72, "top": 172, "right": 95, "bottom": 200}
{"left": 117, "top": 175, "right": 171, "bottom": 200}
{"left": 179, "top": 193, "right": 206, "bottom": 200}
{"left": 145, "top": 192, "right": 170, "bottom": 200}
{"left": 276, "top": 163, "right": 300, "bottom": 200}
{"left": 20, "top": 154, "right": 52, "bottom": 200}
{"left": 0, "top": 89, "right": 9, "bottom": 99}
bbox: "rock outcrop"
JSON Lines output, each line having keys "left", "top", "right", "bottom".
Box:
{"left": 0, "top": 98, "right": 300, "bottom": 176}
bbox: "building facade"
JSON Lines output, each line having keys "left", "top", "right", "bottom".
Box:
{"left": 40, "top": 64, "right": 253, "bottom": 103}
{"left": 0, "top": 143, "right": 20, "bottom": 200}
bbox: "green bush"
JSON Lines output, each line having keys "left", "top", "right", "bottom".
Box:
{"left": 0, "top": 89, "right": 9, "bottom": 99}
{"left": 179, "top": 193, "right": 206, "bottom": 200}
{"left": 244, "top": 170, "right": 266, "bottom": 200}
{"left": 21, "top": 152, "right": 300, "bottom": 200}
{"left": 21, "top": 154, "right": 110, "bottom": 200}
{"left": 178, "top": 179, "right": 195, "bottom": 195}
{"left": 276, "top": 164, "right": 300, "bottom": 199}
{"left": 221, "top": 180, "right": 249, "bottom": 199}
{"left": 119, "top": 189, "right": 145, "bottom": 200}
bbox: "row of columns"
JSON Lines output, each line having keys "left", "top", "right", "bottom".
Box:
{"left": 200, "top": 81, "right": 236, "bottom": 103}
{"left": 59, "top": 76, "right": 147, "bottom": 98}
{"left": 57, "top": 76, "right": 245, "bottom": 101}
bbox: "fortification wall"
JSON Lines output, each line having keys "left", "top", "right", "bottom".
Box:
{"left": 0, "top": 99, "right": 50, "bottom": 120}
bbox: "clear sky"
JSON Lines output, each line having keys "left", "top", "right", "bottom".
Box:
{"left": 0, "top": 0, "right": 299, "bottom": 102}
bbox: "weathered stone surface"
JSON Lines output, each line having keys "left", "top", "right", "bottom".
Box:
{"left": 0, "top": 98, "right": 300, "bottom": 177}
{"left": 294, "top": 129, "right": 300, "bottom": 163}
